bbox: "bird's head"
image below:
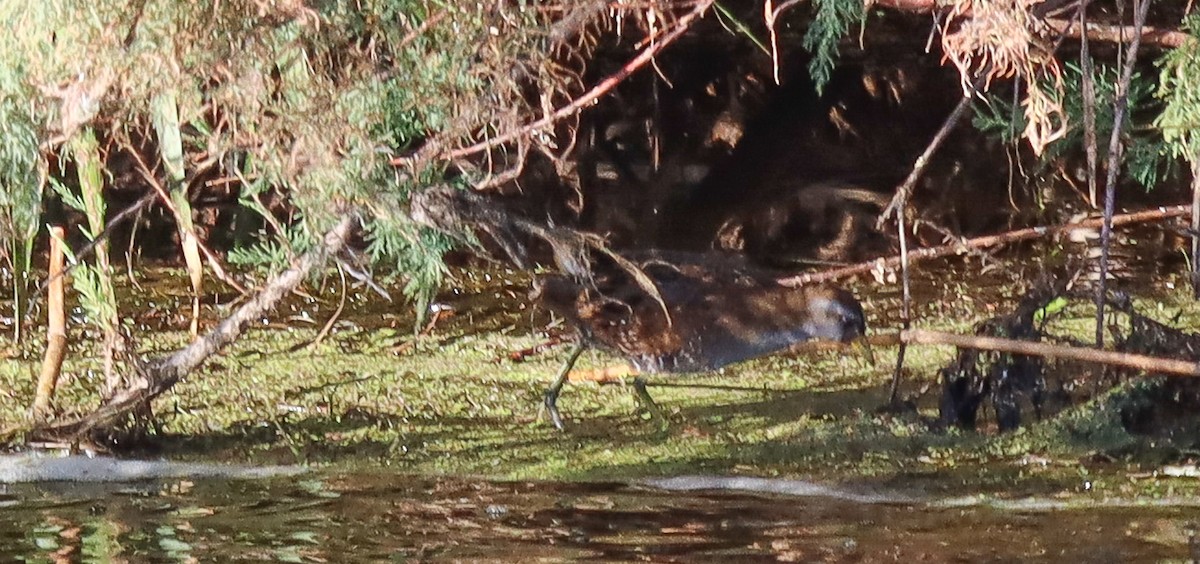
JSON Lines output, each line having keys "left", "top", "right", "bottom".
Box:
{"left": 801, "top": 286, "right": 867, "bottom": 343}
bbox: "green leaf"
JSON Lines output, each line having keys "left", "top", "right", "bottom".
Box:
{"left": 802, "top": 0, "right": 865, "bottom": 93}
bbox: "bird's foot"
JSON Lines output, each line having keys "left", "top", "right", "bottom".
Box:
{"left": 633, "top": 376, "right": 670, "bottom": 432}
{"left": 544, "top": 387, "right": 566, "bottom": 431}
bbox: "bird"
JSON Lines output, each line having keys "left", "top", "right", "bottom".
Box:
{"left": 533, "top": 250, "right": 867, "bottom": 430}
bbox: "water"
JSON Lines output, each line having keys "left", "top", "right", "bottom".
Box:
{"left": 2, "top": 471, "right": 1196, "bottom": 561}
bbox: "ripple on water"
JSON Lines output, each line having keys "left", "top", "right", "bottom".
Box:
{"left": 1, "top": 472, "right": 1197, "bottom": 561}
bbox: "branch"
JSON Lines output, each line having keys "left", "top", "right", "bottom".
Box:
{"left": 391, "top": 0, "right": 715, "bottom": 168}
{"left": 782, "top": 204, "right": 1190, "bottom": 286}
{"left": 1045, "top": 16, "right": 1188, "bottom": 49}
{"left": 34, "top": 191, "right": 155, "bottom": 298}
{"left": 906, "top": 329, "right": 1200, "bottom": 377}
{"left": 34, "top": 211, "right": 359, "bottom": 439}
{"left": 876, "top": 93, "right": 974, "bottom": 227}
{"left": 873, "top": 0, "right": 1189, "bottom": 49}
{"left": 790, "top": 329, "right": 1200, "bottom": 378}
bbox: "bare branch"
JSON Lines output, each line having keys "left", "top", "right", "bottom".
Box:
{"left": 874, "top": 0, "right": 1189, "bottom": 48}
{"left": 785, "top": 204, "right": 1190, "bottom": 287}
{"left": 823, "top": 329, "right": 1200, "bottom": 377}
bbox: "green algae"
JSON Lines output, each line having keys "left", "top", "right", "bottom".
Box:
{"left": 2, "top": 264, "right": 1200, "bottom": 503}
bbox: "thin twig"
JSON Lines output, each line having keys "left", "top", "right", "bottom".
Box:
{"left": 889, "top": 199, "right": 912, "bottom": 404}
{"left": 764, "top": 0, "right": 806, "bottom": 84}
{"left": 125, "top": 202, "right": 145, "bottom": 291}
{"left": 124, "top": 141, "right": 248, "bottom": 295}
{"left": 876, "top": 93, "right": 975, "bottom": 228}
{"left": 1095, "top": 0, "right": 1152, "bottom": 348}
{"left": 34, "top": 190, "right": 156, "bottom": 297}
{"left": 303, "top": 262, "right": 347, "bottom": 349}
{"left": 783, "top": 205, "right": 1190, "bottom": 287}
{"left": 398, "top": 9, "right": 447, "bottom": 50}
{"left": 1190, "top": 159, "right": 1200, "bottom": 298}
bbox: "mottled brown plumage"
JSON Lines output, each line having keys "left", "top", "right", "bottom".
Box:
{"left": 535, "top": 251, "right": 866, "bottom": 429}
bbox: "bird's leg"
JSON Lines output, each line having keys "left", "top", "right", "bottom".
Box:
{"left": 544, "top": 339, "right": 586, "bottom": 431}
{"left": 632, "top": 375, "right": 669, "bottom": 430}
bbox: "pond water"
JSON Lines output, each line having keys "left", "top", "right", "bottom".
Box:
{"left": 2, "top": 471, "right": 1197, "bottom": 562}
{"left": 2, "top": 229, "right": 1197, "bottom": 562}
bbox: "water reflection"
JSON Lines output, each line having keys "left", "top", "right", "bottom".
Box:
{"left": 2, "top": 474, "right": 1196, "bottom": 561}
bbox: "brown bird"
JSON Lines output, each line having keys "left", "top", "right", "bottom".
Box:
{"left": 534, "top": 251, "right": 867, "bottom": 430}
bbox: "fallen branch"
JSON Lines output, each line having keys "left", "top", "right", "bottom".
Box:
{"left": 34, "top": 211, "right": 359, "bottom": 439}
{"left": 391, "top": 0, "right": 715, "bottom": 168}
{"left": 788, "top": 329, "right": 1200, "bottom": 378}
{"left": 901, "top": 329, "right": 1200, "bottom": 377}
{"left": 781, "top": 204, "right": 1190, "bottom": 286}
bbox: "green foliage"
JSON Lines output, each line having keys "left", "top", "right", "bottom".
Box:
{"left": 0, "top": 0, "right": 562, "bottom": 315}
{"left": 802, "top": 0, "right": 865, "bottom": 94}
{"left": 0, "top": 86, "right": 42, "bottom": 271}
{"left": 47, "top": 226, "right": 117, "bottom": 328}
{"left": 973, "top": 64, "right": 1170, "bottom": 191}
{"left": 972, "top": 94, "right": 1025, "bottom": 144}
{"left": 227, "top": 224, "right": 316, "bottom": 271}
{"left": 0, "top": 20, "right": 44, "bottom": 339}
{"left": 60, "top": 128, "right": 120, "bottom": 334}
{"left": 363, "top": 208, "right": 455, "bottom": 321}
{"left": 1156, "top": 14, "right": 1200, "bottom": 161}
{"left": 1126, "top": 136, "right": 1174, "bottom": 189}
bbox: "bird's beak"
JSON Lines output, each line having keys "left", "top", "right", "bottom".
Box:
{"left": 849, "top": 334, "right": 876, "bottom": 366}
